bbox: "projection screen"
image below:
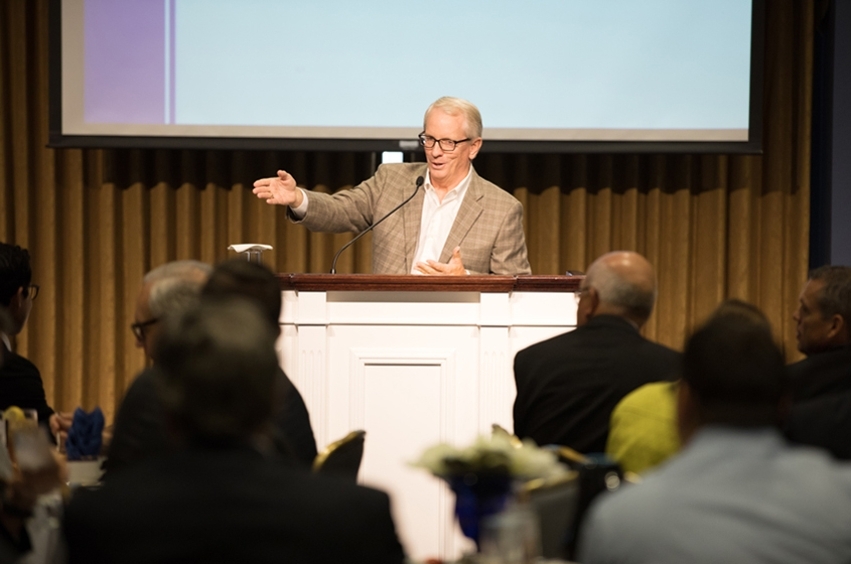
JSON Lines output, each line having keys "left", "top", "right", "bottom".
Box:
{"left": 49, "top": 0, "right": 764, "bottom": 153}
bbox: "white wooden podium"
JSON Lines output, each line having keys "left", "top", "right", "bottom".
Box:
{"left": 277, "top": 274, "right": 580, "bottom": 561}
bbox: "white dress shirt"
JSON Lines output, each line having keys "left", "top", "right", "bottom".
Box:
{"left": 410, "top": 168, "right": 472, "bottom": 273}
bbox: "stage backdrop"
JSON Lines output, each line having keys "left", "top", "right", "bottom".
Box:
{"left": 1, "top": 0, "right": 811, "bottom": 422}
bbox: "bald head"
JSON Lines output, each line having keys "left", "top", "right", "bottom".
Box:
{"left": 578, "top": 251, "right": 657, "bottom": 327}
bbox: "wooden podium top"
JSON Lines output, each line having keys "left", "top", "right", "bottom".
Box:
{"left": 276, "top": 274, "right": 582, "bottom": 293}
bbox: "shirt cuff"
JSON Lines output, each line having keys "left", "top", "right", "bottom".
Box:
{"left": 289, "top": 188, "right": 309, "bottom": 217}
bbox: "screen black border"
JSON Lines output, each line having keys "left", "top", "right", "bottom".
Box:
{"left": 48, "top": 0, "right": 765, "bottom": 155}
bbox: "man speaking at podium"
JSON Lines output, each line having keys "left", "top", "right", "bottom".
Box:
{"left": 253, "top": 97, "right": 531, "bottom": 275}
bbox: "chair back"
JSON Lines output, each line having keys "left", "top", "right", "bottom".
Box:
{"left": 312, "top": 430, "right": 366, "bottom": 482}
{"left": 491, "top": 423, "right": 524, "bottom": 448}
{"left": 567, "top": 454, "right": 624, "bottom": 559}
{"left": 518, "top": 472, "right": 580, "bottom": 560}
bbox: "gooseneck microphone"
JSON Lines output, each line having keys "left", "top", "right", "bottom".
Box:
{"left": 329, "top": 176, "right": 425, "bottom": 274}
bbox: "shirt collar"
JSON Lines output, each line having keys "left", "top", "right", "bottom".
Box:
{"left": 423, "top": 165, "right": 474, "bottom": 197}
{"left": 1, "top": 333, "right": 10, "bottom": 351}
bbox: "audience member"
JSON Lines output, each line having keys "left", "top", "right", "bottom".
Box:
{"left": 201, "top": 258, "right": 316, "bottom": 465}
{"left": 785, "top": 266, "right": 851, "bottom": 458}
{"left": 606, "top": 299, "right": 771, "bottom": 474}
{"left": 0, "top": 305, "right": 64, "bottom": 561}
{"left": 64, "top": 298, "right": 405, "bottom": 563}
{"left": 604, "top": 380, "right": 678, "bottom": 475}
{"left": 104, "top": 260, "right": 212, "bottom": 474}
{"left": 579, "top": 310, "right": 851, "bottom": 564}
{"left": 513, "top": 251, "right": 679, "bottom": 453}
{"left": 0, "top": 243, "right": 66, "bottom": 439}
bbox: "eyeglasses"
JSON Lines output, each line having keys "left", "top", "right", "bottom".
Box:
{"left": 130, "top": 318, "right": 160, "bottom": 341}
{"left": 418, "top": 133, "right": 471, "bottom": 152}
{"left": 25, "top": 284, "right": 39, "bottom": 301}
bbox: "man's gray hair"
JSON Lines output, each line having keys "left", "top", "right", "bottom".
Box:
{"left": 586, "top": 259, "right": 656, "bottom": 321}
{"left": 155, "top": 297, "right": 278, "bottom": 442}
{"left": 145, "top": 260, "right": 212, "bottom": 319}
{"left": 424, "top": 96, "right": 483, "bottom": 140}
{"left": 809, "top": 265, "right": 851, "bottom": 325}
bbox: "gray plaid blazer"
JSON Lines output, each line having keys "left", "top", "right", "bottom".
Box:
{"left": 293, "top": 163, "right": 531, "bottom": 275}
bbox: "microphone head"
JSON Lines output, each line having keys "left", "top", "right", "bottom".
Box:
{"left": 416, "top": 176, "right": 424, "bottom": 187}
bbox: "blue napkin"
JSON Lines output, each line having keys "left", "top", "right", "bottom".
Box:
{"left": 65, "top": 407, "right": 104, "bottom": 460}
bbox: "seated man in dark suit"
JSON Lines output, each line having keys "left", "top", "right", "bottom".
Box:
{"left": 513, "top": 251, "right": 680, "bottom": 453}
{"left": 0, "top": 242, "right": 64, "bottom": 437}
{"left": 64, "top": 298, "right": 405, "bottom": 564}
{"left": 107, "top": 259, "right": 317, "bottom": 474}
{"left": 785, "top": 265, "right": 851, "bottom": 458}
{"left": 200, "top": 258, "right": 316, "bottom": 465}
{"left": 104, "top": 260, "right": 212, "bottom": 474}
{"left": 579, "top": 308, "right": 851, "bottom": 564}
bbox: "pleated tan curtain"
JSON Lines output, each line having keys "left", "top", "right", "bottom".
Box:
{"left": 1, "top": 0, "right": 812, "bottom": 423}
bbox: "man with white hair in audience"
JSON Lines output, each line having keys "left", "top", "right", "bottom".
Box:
{"left": 107, "top": 259, "right": 318, "bottom": 474}
{"left": 104, "top": 260, "right": 213, "bottom": 474}
{"left": 64, "top": 298, "right": 405, "bottom": 563}
{"left": 578, "top": 309, "right": 851, "bottom": 563}
{"left": 512, "top": 251, "right": 680, "bottom": 453}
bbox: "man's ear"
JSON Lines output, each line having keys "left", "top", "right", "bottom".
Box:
{"left": 9, "top": 287, "right": 25, "bottom": 309}
{"left": 585, "top": 287, "right": 600, "bottom": 319}
{"left": 468, "top": 138, "right": 482, "bottom": 160}
{"left": 826, "top": 314, "right": 848, "bottom": 342}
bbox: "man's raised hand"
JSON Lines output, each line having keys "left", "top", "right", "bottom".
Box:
{"left": 252, "top": 170, "right": 304, "bottom": 207}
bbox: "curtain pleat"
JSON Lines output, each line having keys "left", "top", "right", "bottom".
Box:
{"left": 1, "top": 0, "right": 812, "bottom": 422}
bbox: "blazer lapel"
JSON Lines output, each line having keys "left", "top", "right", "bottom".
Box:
{"left": 403, "top": 187, "right": 425, "bottom": 273}
{"left": 440, "top": 172, "right": 484, "bottom": 263}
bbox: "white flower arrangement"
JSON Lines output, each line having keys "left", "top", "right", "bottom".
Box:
{"left": 411, "top": 433, "right": 568, "bottom": 480}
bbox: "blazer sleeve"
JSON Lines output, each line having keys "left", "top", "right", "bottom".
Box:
{"left": 287, "top": 168, "right": 393, "bottom": 234}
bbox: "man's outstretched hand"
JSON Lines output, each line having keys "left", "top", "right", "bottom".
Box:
{"left": 252, "top": 170, "right": 304, "bottom": 207}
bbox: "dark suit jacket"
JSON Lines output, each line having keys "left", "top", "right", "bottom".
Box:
{"left": 785, "top": 346, "right": 851, "bottom": 459}
{"left": 65, "top": 446, "right": 405, "bottom": 564}
{"left": 292, "top": 163, "right": 531, "bottom": 275}
{"left": 513, "top": 315, "right": 681, "bottom": 454}
{"left": 0, "top": 343, "right": 55, "bottom": 427}
{"left": 105, "top": 366, "right": 317, "bottom": 475}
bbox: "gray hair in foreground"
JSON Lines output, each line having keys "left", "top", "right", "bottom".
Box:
{"left": 424, "top": 96, "right": 483, "bottom": 140}
{"left": 154, "top": 297, "right": 279, "bottom": 442}
{"left": 145, "top": 260, "right": 212, "bottom": 320}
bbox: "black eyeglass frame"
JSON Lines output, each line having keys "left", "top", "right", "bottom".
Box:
{"left": 130, "top": 318, "right": 160, "bottom": 341}
{"left": 417, "top": 133, "right": 472, "bottom": 152}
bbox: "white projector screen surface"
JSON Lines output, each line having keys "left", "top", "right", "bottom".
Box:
{"left": 55, "top": 0, "right": 760, "bottom": 151}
